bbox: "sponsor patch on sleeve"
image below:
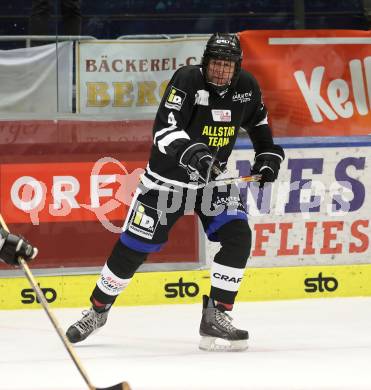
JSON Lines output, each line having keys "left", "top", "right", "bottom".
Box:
{"left": 165, "top": 86, "right": 187, "bottom": 111}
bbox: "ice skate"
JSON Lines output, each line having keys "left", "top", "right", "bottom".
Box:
{"left": 66, "top": 307, "right": 108, "bottom": 343}
{"left": 199, "top": 295, "right": 248, "bottom": 351}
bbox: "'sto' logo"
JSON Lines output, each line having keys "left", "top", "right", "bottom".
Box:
{"left": 304, "top": 272, "right": 339, "bottom": 293}
{"left": 21, "top": 284, "right": 57, "bottom": 304}
{"left": 164, "top": 277, "right": 200, "bottom": 298}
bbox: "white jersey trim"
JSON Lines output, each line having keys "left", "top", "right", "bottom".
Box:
{"left": 0, "top": 236, "right": 5, "bottom": 251}
{"left": 145, "top": 164, "right": 202, "bottom": 189}
{"left": 255, "top": 115, "right": 268, "bottom": 126}
{"left": 157, "top": 130, "right": 190, "bottom": 154}
{"left": 153, "top": 123, "right": 177, "bottom": 144}
{"left": 140, "top": 174, "right": 180, "bottom": 192}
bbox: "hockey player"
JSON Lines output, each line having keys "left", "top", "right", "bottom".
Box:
{"left": 66, "top": 33, "right": 284, "bottom": 351}
{"left": 0, "top": 227, "right": 38, "bottom": 265}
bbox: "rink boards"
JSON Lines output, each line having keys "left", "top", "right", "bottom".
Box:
{"left": 1, "top": 263, "right": 371, "bottom": 309}
{"left": 1, "top": 135, "right": 371, "bottom": 310}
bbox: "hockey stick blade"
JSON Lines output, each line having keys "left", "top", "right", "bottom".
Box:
{"left": 0, "top": 214, "right": 132, "bottom": 390}
{"left": 213, "top": 174, "right": 262, "bottom": 185}
{"left": 96, "top": 383, "right": 132, "bottom": 390}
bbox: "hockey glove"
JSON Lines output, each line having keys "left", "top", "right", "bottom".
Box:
{"left": 251, "top": 144, "right": 285, "bottom": 187}
{"left": 178, "top": 141, "right": 222, "bottom": 183}
{"left": 0, "top": 228, "right": 38, "bottom": 265}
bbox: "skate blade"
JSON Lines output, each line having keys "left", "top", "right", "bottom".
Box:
{"left": 199, "top": 336, "right": 248, "bottom": 352}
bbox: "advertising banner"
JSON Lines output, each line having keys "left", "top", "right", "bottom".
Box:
{"left": 0, "top": 120, "right": 199, "bottom": 270}
{"left": 206, "top": 137, "right": 371, "bottom": 267}
{"left": 3, "top": 263, "right": 371, "bottom": 309}
{"left": 0, "top": 160, "right": 143, "bottom": 224}
{"left": 76, "top": 37, "right": 208, "bottom": 115}
{"left": 0, "top": 42, "right": 73, "bottom": 113}
{"left": 239, "top": 30, "right": 371, "bottom": 137}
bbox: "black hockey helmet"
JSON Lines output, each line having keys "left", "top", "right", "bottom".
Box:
{"left": 202, "top": 33, "right": 243, "bottom": 92}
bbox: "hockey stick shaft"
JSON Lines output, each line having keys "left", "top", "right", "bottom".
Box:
{"left": 206, "top": 159, "right": 262, "bottom": 186}
{"left": 205, "top": 146, "right": 220, "bottom": 185}
{"left": 213, "top": 174, "right": 262, "bottom": 185}
{"left": 0, "top": 214, "right": 131, "bottom": 390}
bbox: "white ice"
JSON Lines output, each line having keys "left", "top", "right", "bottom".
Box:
{"left": 1, "top": 297, "right": 371, "bottom": 390}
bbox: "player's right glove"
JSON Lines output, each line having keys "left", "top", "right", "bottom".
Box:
{"left": 177, "top": 141, "right": 222, "bottom": 183}
{"left": 0, "top": 227, "right": 38, "bottom": 265}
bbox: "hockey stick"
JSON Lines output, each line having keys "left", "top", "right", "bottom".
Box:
{"left": 205, "top": 146, "right": 220, "bottom": 184}
{"left": 213, "top": 173, "right": 262, "bottom": 185}
{"left": 205, "top": 153, "right": 262, "bottom": 186}
{"left": 0, "top": 214, "right": 131, "bottom": 390}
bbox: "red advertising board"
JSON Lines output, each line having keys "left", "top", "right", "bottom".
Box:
{"left": 0, "top": 120, "right": 199, "bottom": 270}
{"left": 239, "top": 30, "right": 371, "bottom": 137}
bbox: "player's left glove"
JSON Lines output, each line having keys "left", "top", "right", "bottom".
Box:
{"left": 0, "top": 228, "right": 38, "bottom": 265}
{"left": 251, "top": 144, "right": 285, "bottom": 186}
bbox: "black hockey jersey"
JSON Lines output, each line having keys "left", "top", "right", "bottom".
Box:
{"left": 142, "top": 64, "right": 275, "bottom": 189}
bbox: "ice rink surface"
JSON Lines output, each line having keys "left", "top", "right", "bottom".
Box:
{"left": 1, "top": 297, "right": 371, "bottom": 390}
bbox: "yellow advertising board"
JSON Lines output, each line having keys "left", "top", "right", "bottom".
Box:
{"left": 2, "top": 264, "right": 371, "bottom": 310}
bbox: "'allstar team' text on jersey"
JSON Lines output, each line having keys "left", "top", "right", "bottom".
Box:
{"left": 143, "top": 65, "right": 274, "bottom": 189}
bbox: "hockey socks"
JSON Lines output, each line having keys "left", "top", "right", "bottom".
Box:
{"left": 91, "top": 297, "right": 113, "bottom": 313}
{"left": 215, "top": 301, "right": 233, "bottom": 311}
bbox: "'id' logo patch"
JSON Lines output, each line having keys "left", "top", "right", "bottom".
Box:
{"left": 165, "top": 86, "right": 186, "bottom": 111}
{"left": 128, "top": 202, "right": 162, "bottom": 239}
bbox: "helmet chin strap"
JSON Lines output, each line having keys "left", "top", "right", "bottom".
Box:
{"left": 207, "top": 81, "right": 230, "bottom": 96}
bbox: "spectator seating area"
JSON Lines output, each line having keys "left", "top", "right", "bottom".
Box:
{"left": 0, "top": 0, "right": 368, "bottom": 42}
